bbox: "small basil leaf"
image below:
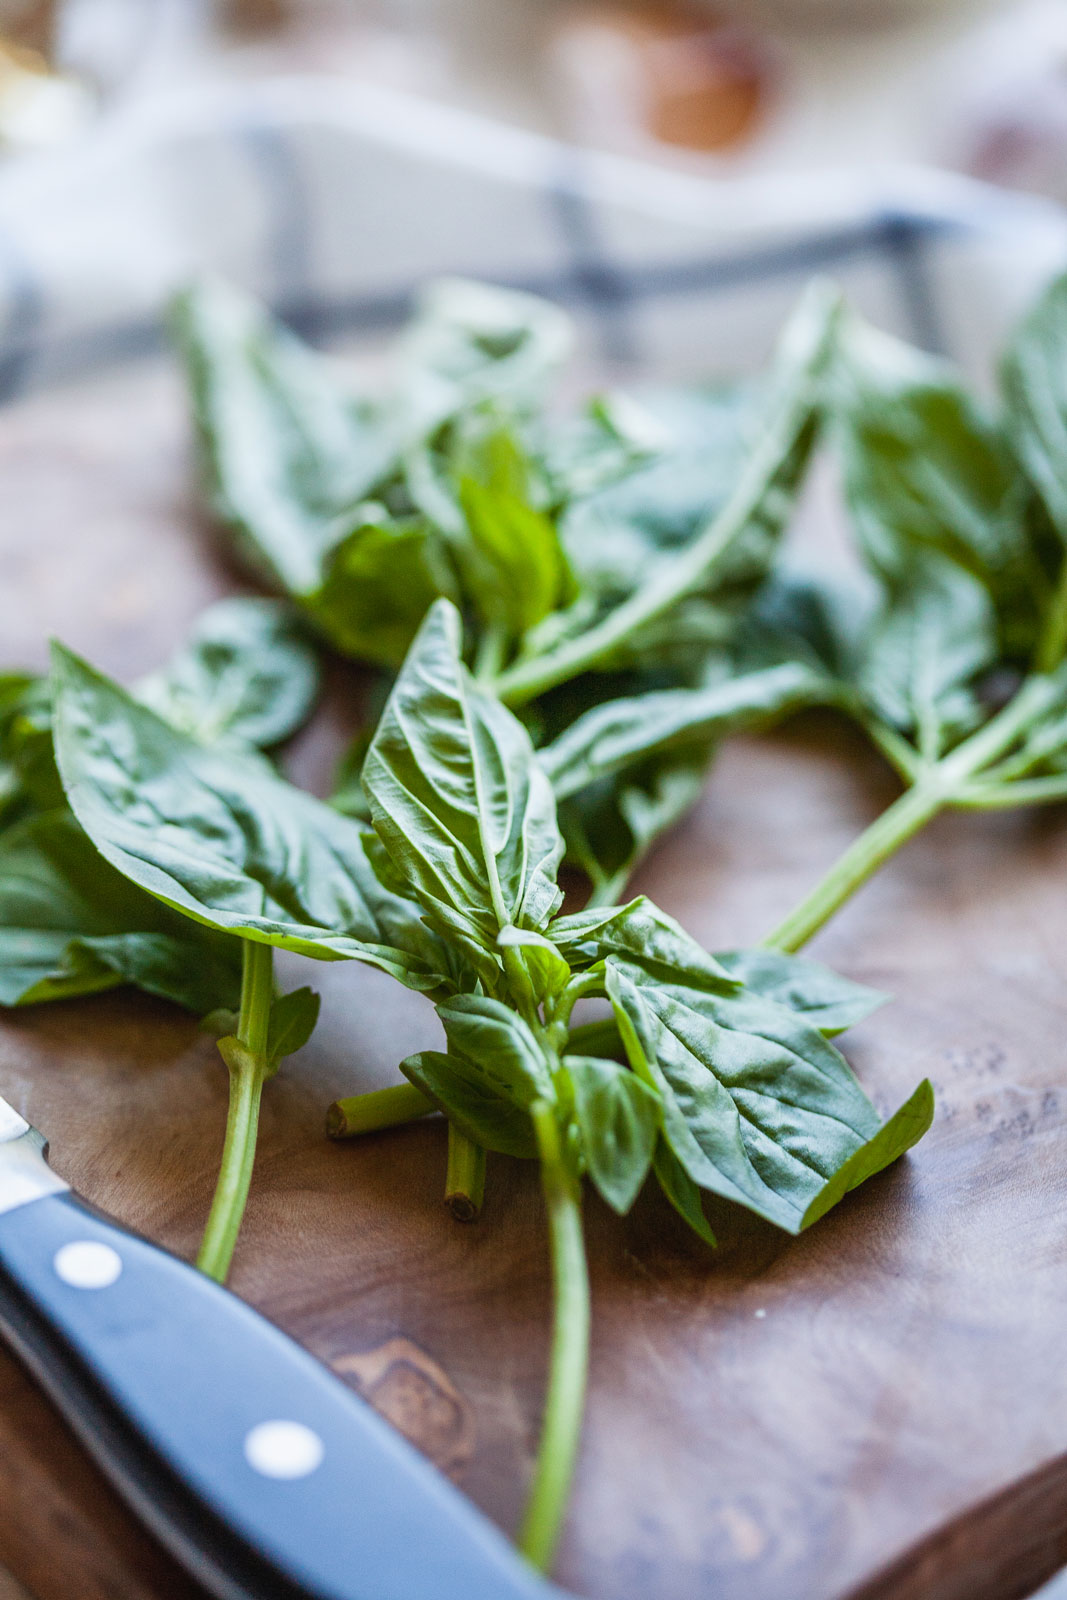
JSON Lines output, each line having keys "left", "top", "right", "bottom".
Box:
{"left": 172, "top": 279, "right": 391, "bottom": 596}
{"left": 1000, "top": 269, "right": 1067, "bottom": 542}
{"left": 396, "top": 278, "right": 572, "bottom": 440}
{"left": 437, "top": 994, "right": 555, "bottom": 1107}
{"left": 606, "top": 962, "right": 929, "bottom": 1235}
{"left": 266, "top": 986, "right": 321, "bottom": 1066}
{"left": 51, "top": 644, "right": 453, "bottom": 989}
{"left": 308, "top": 510, "right": 455, "bottom": 669}
{"left": 800, "top": 1078, "right": 934, "bottom": 1229}
{"left": 0, "top": 809, "right": 241, "bottom": 1011}
{"left": 538, "top": 391, "right": 666, "bottom": 502}
{"left": 858, "top": 557, "right": 996, "bottom": 758}
{"left": 540, "top": 661, "right": 830, "bottom": 801}
{"left": 564, "top": 1054, "right": 660, "bottom": 1214}
{"left": 363, "top": 599, "right": 564, "bottom": 955}
{"left": 714, "top": 948, "right": 887, "bottom": 1036}
{"left": 456, "top": 432, "right": 577, "bottom": 638}
{"left": 136, "top": 597, "right": 321, "bottom": 749}
{"left": 552, "top": 896, "right": 736, "bottom": 991}
{"left": 400, "top": 1049, "right": 537, "bottom": 1159}
{"left": 497, "top": 925, "right": 572, "bottom": 1008}
{"left": 652, "top": 1136, "right": 717, "bottom": 1247}
{"left": 0, "top": 674, "right": 61, "bottom": 828}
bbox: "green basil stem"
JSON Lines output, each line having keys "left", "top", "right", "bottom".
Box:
{"left": 196, "top": 939, "right": 273, "bottom": 1283}
{"left": 326, "top": 1081, "right": 435, "bottom": 1138}
{"left": 519, "top": 1100, "right": 590, "bottom": 1573}
{"left": 1035, "top": 557, "right": 1067, "bottom": 675}
{"left": 762, "top": 672, "right": 1060, "bottom": 954}
{"left": 445, "top": 1124, "right": 487, "bottom": 1222}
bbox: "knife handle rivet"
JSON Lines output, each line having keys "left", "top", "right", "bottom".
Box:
{"left": 244, "top": 1420, "right": 324, "bottom": 1480}
{"left": 53, "top": 1241, "right": 123, "bottom": 1290}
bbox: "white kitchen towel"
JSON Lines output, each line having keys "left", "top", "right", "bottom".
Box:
{"left": 0, "top": 73, "right": 1064, "bottom": 396}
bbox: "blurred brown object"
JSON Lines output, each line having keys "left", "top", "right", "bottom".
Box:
{"left": 554, "top": 1, "right": 771, "bottom": 155}
{"left": 0, "top": 0, "right": 53, "bottom": 59}
{"left": 224, "top": 0, "right": 288, "bottom": 37}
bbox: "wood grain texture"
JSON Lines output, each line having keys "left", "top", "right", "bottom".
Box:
{"left": 2, "top": 358, "right": 1067, "bottom": 1600}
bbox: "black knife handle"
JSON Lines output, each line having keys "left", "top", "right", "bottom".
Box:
{"left": 0, "top": 1190, "right": 560, "bottom": 1600}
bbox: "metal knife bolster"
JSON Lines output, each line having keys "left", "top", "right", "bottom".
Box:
{"left": 0, "top": 1107, "right": 560, "bottom": 1600}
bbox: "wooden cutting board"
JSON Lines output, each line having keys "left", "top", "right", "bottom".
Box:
{"left": 4, "top": 357, "right": 1067, "bottom": 1600}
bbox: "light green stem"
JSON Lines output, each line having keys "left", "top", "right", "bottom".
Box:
{"left": 763, "top": 673, "right": 1060, "bottom": 954}
{"left": 326, "top": 1082, "right": 435, "bottom": 1138}
{"left": 196, "top": 940, "right": 273, "bottom": 1283}
{"left": 445, "top": 1124, "right": 486, "bottom": 1222}
{"left": 519, "top": 1101, "right": 590, "bottom": 1572}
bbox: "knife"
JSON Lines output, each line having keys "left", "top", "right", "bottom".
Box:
{"left": 0, "top": 1093, "right": 563, "bottom": 1600}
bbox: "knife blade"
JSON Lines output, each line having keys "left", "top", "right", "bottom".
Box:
{"left": 0, "top": 1093, "right": 564, "bottom": 1600}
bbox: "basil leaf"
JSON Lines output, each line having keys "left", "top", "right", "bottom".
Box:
{"left": 565, "top": 1054, "right": 660, "bottom": 1213}
{"left": 396, "top": 278, "right": 572, "bottom": 439}
{"left": 307, "top": 510, "right": 454, "bottom": 669}
{"left": 858, "top": 557, "right": 997, "bottom": 758}
{"left": 552, "top": 896, "right": 736, "bottom": 991}
{"left": 651, "top": 1136, "right": 717, "bottom": 1247}
{"left": 0, "top": 809, "right": 240, "bottom": 1011}
{"left": 831, "top": 312, "right": 1035, "bottom": 648}
{"left": 400, "top": 1049, "right": 537, "bottom": 1158}
{"left": 540, "top": 661, "right": 830, "bottom": 801}
{"left": 173, "top": 279, "right": 390, "bottom": 596}
{"left": 0, "top": 673, "right": 60, "bottom": 829}
{"left": 363, "top": 599, "right": 564, "bottom": 956}
{"left": 1001, "top": 269, "right": 1067, "bottom": 541}
{"left": 266, "top": 986, "right": 321, "bottom": 1066}
{"left": 136, "top": 598, "right": 320, "bottom": 748}
{"left": 51, "top": 644, "right": 452, "bottom": 988}
{"left": 437, "top": 994, "right": 555, "bottom": 1106}
{"left": 497, "top": 925, "right": 572, "bottom": 1008}
{"left": 538, "top": 391, "right": 666, "bottom": 502}
{"left": 456, "top": 428, "right": 577, "bottom": 639}
{"left": 606, "top": 962, "right": 931, "bottom": 1235}
{"left": 714, "top": 948, "right": 886, "bottom": 1036}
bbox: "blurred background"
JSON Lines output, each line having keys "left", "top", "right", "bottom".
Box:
{"left": 0, "top": 0, "right": 1066, "bottom": 194}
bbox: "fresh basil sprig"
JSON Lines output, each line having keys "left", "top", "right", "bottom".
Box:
{"left": 330, "top": 598, "right": 931, "bottom": 1569}
{"left": 752, "top": 275, "right": 1067, "bottom": 953}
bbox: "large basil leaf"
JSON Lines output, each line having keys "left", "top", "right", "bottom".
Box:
{"left": 363, "top": 600, "right": 564, "bottom": 956}
{"left": 857, "top": 556, "right": 997, "bottom": 758}
{"left": 173, "top": 279, "right": 391, "bottom": 596}
{"left": 0, "top": 810, "right": 240, "bottom": 1011}
{"left": 540, "top": 661, "right": 830, "bottom": 801}
{"left": 565, "top": 1054, "right": 660, "bottom": 1214}
{"left": 830, "top": 312, "right": 1036, "bottom": 650}
{"left": 51, "top": 644, "right": 453, "bottom": 989}
{"left": 714, "top": 948, "right": 886, "bottom": 1036}
{"left": 136, "top": 597, "right": 320, "bottom": 748}
{"left": 1001, "top": 269, "right": 1067, "bottom": 541}
{"left": 606, "top": 962, "right": 932, "bottom": 1235}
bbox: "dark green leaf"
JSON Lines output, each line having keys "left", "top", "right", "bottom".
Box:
{"left": 565, "top": 1054, "right": 660, "bottom": 1213}
{"left": 137, "top": 597, "right": 320, "bottom": 749}
{"left": 606, "top": 961, "right": 930, "bottom": 1235}
{"left": 363, "top": 600, "right": 564, "bottom": 958}
{"left": 714, "top": 948, "right": 886, "bottom": 1035}
{"left": 51, "top": 644, "right": 453, "bottom": 989}
{"left": 400, "top": 1049, "right": 537, "bottom": 1158}
{"left": 307, "top": 510, "right": 454, "bottom": 668}
{"left": 651, "top": 1136, "right": 717, "bottom": 1247}
{"left": 266, "top": 986, "right": 321, "bottom": 1065}
{"left": 0, "top": 809, "right": 241, "bottom": 1011}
